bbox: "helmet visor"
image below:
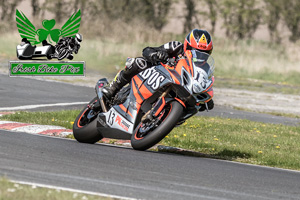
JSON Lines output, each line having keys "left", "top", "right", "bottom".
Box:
{"left": 186, "top": 44, "right": 212, "bottom": 55}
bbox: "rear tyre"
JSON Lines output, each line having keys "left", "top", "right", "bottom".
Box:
{"left": 131, "top": 101, "right": 183, "bottom": 151}
{"left": 73, "top": 97, "right": 103, "bottom": 144}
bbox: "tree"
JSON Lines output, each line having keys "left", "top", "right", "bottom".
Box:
{"left": 31, "top": 0, "right": 41, "bottom": 17}
{"left": 41, "top": 0, "right": 73, "bottom": 24}
{"left": 206, "top": 0, "right": 218, "bottom": 35}
{"left": 144, "top": 0, "right": 172, "bottom": 31}
{"left": 183, "top": 0, "right": 195, "bottom": 33}
{"left": 0, "top": 0, "right": 8, "bottom": 21}
{"left": 280, "top": 0, "right": 300, "bottom": 42}
{"left": 98, "top": 0, "right": 172, "bottom": 31}
{"left": 0, "top": 0, "right": 22, "bottom": 21}
{"left": 264, "top": 0, "right": 281, "bottom": 42}
{"left": 219, "top": 0, "right": 261, "bottom": 39}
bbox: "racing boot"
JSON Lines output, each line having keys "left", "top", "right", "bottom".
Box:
{"left": 102, "top": 70, "right": 130, "bottom": 101}
{"left": 102, "top": 57, "right": 150, "bottom": 101}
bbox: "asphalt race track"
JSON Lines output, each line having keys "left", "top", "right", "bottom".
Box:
{"left": 1, "top": 130, "right": 300, "bottom": 200}
{"left": 0, "top": 74, "right": 94, "bottom": 110}
{"left": 1, "top": 74, "right": 300, "bottom": 199}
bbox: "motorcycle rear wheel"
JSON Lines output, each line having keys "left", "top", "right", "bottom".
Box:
{"left": 73, "top": 97, "right": 103, "bottom": 144}
{"left": 131, "top": 101, "right": 183, "bottom": 151}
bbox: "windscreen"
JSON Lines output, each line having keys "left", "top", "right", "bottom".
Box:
{"left": 191, "top": 50, "right": 214, "bottom": 79}
{"left": 191, "top": 50, "right": 215, "bottom": 93}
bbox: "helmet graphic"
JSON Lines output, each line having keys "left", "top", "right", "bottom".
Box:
{"left": 184, "top": 29, "right": 213, "bottom": 55}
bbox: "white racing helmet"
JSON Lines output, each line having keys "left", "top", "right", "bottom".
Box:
{"left": 75, "top": 33, "right": 82, "bottom": 44}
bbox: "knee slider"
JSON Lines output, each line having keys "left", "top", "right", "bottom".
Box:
{"left": 123, "top": 57, "right": 149, "bottom": 80}
{"left": 125, "top": 57, "right": 135, "bottom": 70}
{"left": 135, "top": 57, "right": 148, "bottom": 70}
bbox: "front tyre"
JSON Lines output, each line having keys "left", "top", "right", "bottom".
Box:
{"left": 57, "top": 49, "right": 69, "bottom": 60}
{"left": 73, "top": 97, "right": 103, "bottom": 144}
{"left": 131, "top": 101, "right": 183, "bottom": 151}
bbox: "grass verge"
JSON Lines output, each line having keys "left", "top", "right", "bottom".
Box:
{"left": 233, "top": 106, "right": 300, "bottom": 119}
{"left": 215, "top": 77, "right": 300, "bottom": 95}
{"left": 0, "top": 110, "right": 80, "bottom": 129}
{"left": 162, "top": 117, "right": 300, "bottom": 170}
{"left": 1, "top": 110, "right": 300, "bottom": 170}
{"left": 0, "top": 178, "right": 114, "bottom": 200}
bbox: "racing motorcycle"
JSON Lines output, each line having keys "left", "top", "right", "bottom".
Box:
{"left": 73, "top": 50, "right": 215, "bottom": 151}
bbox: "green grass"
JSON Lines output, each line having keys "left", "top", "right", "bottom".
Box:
{"left": 233, "top": 106, "right": 300, "bottom": 118}
{"left": 1, "top": 110, "right": 300, "bottom": 170}
{"left": 213, "top": 38, "right": 300, "bottom": 86}
{"left": 162, "top": 117, "right": 300, "bottom": 170}
{"left": 214, "top": 77, "right": 300, "bottom": 95}
{"left": 0, "top": 110, "right": 80, "bottom": 129}
{"left": 0, "top": 32, "right": 19, "bottom": 60}
{"left": 0, "top": 178, "right": 114, "bottom": 200}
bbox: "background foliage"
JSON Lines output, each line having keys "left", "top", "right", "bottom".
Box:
{"left": 1, "top": 0, "right": 300, "bottom": 42}
{"left": 0, "top": 0, "right": 299, "bottom": 85}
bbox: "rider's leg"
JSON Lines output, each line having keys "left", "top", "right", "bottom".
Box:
{"left": 102, "top": 57, "right": 151, "bottom": 100}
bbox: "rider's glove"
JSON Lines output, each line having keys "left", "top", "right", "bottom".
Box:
{"left": 157, "top": 50, "right": 169, "bottom": 62}
{"left": 150, "top": 50, "right": 169, "bottom": 64}
{"left": 199, "top": 99, "right": 214, "bottom": 112}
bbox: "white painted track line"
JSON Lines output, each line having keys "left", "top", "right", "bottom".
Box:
{"left": 11, "top": 125, "right": 67, "bottom": 134}
{"left": 0, "top": 102, "right": 88, "bottom": 111}
{"left": 11, "top": 180, "right": 137, "bottom": 200}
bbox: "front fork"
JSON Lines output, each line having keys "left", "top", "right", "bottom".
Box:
{"left": 95, "top": 78, "right": 109, "bottom": 112}
{"left": 141, "top": 86, "right": 171, "bottom": 122}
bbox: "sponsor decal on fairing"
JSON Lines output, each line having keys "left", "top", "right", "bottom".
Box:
{"left": 139, "top": 67, "right": 166, "bottom": 90}
{"left": 104, "top": 108, "right": 133, "bottom": 133}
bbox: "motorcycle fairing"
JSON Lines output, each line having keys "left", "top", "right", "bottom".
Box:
{"left": 103, "top": 107, "right": 134, "bottom": 133}
{"left": 97, "top": 113, "right": 132, "bottom": 140}
{"left": 96, "top": 50, "right": 215, "bottom": 136}
{"left": 95, "top": 78, "right": 109, "bottom": 100}
{"left": 95, "top": 78, "right": 134, "bottom": 138}
{"left": 108, "top": 64, "right": 192, "bottom": 135}
{"left": 99, "top": 65, "right": 176, "bottom": 134}
{"left": 108, "top": 56, "right": 201, "bottom": 133}
{"left": 130, "top": 66, "right": 175, "bottom": 107}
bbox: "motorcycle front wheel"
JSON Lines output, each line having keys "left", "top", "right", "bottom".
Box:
{"left": 131, "top": 101, "right": 183, "bottom": 151}
{"left": 73, "top": 97, "right": 103, "bottom": 144}
{"left": 57, "top": 49, "right": 69, "bottom": 60}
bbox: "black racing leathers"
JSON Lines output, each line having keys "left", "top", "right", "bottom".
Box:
{"left": 142, "top": 41, "right": 184, "bottom": 65}
{"left": 121, "top": 41, "right": 184, "bottom": 81}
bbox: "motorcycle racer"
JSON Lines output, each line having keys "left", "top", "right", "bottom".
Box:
{"left": 102, "top": 29, "right": 214, "bottom": 111}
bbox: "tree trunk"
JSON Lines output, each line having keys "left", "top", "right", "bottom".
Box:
{"left": 183, "top": 0, "right": 195, "bottom": 33}
{"left": 31, "top": 0, "right": 40, "bottom": 17}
